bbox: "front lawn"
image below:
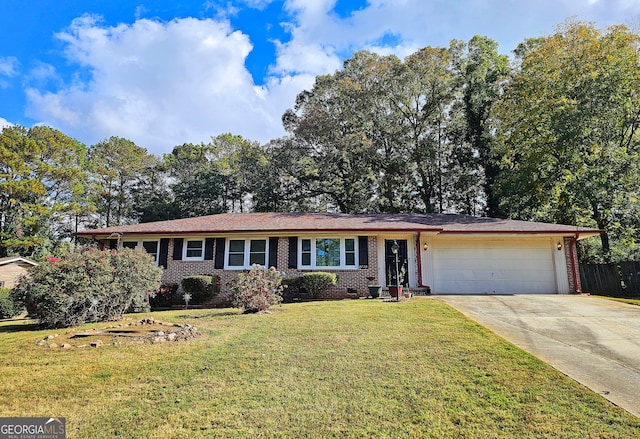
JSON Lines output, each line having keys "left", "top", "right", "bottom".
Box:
{"left": 1, "top": 298, "right": 638, "bottom": 438}
{"left": 597, "top": 296, "right": 640, "bottom": 307}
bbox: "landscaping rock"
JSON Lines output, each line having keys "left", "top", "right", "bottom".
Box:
{"left": 36, "top": 318, "right": 201, "bottom": 349}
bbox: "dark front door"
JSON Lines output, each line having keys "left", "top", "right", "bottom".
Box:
{"left": 385, "top": 239, "right": 408, "bottom": 287}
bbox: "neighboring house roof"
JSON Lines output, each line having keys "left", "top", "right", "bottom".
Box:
{"left": 0, "top": 256, "right": 39, "bottom": 267}
{"left": 76, "top": 212, "right": 602, "bottom": 239}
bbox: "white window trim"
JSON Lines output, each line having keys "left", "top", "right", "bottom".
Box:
{"left": 298, "top": 237, "right": 358, "bottom": 270}
{"left": 224, "top": 238, "right": 269, "bottom": 270}
{"left": 183, "top": 238, "right": 205, "bottom": 261}
{"left": 121, "top": 239, "right": 160, "bottom": 265}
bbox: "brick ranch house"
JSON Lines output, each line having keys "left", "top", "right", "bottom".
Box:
{"left": 76, "top": 212, "right": 602, "bottom": 299}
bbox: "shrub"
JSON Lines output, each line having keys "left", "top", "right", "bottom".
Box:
{"left": 0, "top": 287, "right": 20, "bottom": 319}
{"left": 303, "top": 272, "right": 338, "bottom": 299}
{"left": 230, "top": 265, "right": 284, "bottom": 313}
{"left": 149, "top": 283, "right": 180, "bottom": 308}
{"left": 281, "top": 276, "right": 305, "bottom": 303}
{"left": 11, "top": 248, "right": 163, "bottom": 328}
{"left": 181, "top": 275, "right": 220, "bottom": 305}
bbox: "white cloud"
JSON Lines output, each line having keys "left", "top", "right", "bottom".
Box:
{"left": 26, "top": 62, "right": 61, "bottom": 87}
{"left": 0, "top": 117, "right": 14, "bottom": 129}
{"left": 23, "top": 1, "right": 640, "bottom": 154}
{"left": 25, "top": 15, "right": 303, "bottom": 154}
{"left": 0, "top": 56, "right": 19, "bottom": 77}
{"left": 0, "top": 56, "right": 19, "bottom": 89}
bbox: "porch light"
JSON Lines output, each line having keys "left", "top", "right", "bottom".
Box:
{"left": 423, "top": 242, "right": 428, "bottom": 251}
{"left": 557, "top": 241, "right": 563, "bottom": 251}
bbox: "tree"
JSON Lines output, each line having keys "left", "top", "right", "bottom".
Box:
{"left": 386, "top": 46, "right": 459, "bottom": 213}
{"left": 282, "top": 46, "right": 488, "bottom": 214}
{"left": 160, "top": 136, "right": 268, "bottom": 217}
{"left": 454, "top": 36, "right": 511, "bottom": 216}
{"left": 283, "top": 56, "right": 380, "bottom": 213}
{"left": 495, "top": 21, "right": 640, "bottom": 260}
{"left": 89, "top": 137, "right": 155, "bottom": 227}
{"left": 0, "top": 125, "right": 88, "bottom": 257}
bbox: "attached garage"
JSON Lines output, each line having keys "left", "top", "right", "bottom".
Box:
{"left": 428, "top": 237, "right": 568, "bottom": 294}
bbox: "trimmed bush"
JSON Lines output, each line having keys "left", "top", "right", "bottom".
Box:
{"left": 303, "top": 272, "right": 338, "bottom": 299}
{"left": 149, "top": 283, "right": 180, "bottom": 308}
{"left": 11, "top": 248, "right": 163, "bottom": 328}
{"left": 181, "top": 275, "right": 220, "bottom": 305}
{"left": 0, "top": 288, "right": 20, "bottom": 319}
{"left": 281, "top": 276, "right": 306, "bottom": 303}
{"left": 230, "top": 265, "right": 284, "bottom": 313}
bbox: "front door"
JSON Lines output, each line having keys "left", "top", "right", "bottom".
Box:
{"left": 385, "top": 239, "right": 408, "bottom": 287}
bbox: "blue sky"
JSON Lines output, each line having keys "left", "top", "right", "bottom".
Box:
{"left": 1, "top": 0, "right": 638, "bottom": 155}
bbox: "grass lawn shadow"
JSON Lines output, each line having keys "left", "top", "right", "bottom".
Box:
{"left": 0, "top": 318, "right": 40, "bottom": 333}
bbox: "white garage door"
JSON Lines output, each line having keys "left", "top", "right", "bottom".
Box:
{"left": 431, "top": 238, "right": 557, "bottom": 294}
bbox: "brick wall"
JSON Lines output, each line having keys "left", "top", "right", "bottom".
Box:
{"left": 161, "top": 236, "right": 379, "bottom": 299}
{"left": 564, "top": 237, "right": 581, "bottom": 293}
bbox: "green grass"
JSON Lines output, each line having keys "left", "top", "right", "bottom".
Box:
{"left": 596, "top": 296, "right": 640, "bottom": 307}
{"left": 1, "top": 298, "right": 638, "bottom": 438}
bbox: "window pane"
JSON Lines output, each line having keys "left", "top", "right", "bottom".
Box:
{"left": 185, "top": 240, "right": 202, "bottom": 258}
{"left": 122, "top": 241, "right": 137, "bottom": 249}
{"left": 249, "top": 253, "right": 266, "bottom": 265}
{"left": 250, "top": 240, "right": 266, "bottom": 252}
{"left": 316, "top": 238, "right": 340, "bottom": 266}
{"left": 346, "top": 253, "right": 355, "bottom": 266}
{"left": 301, "top": 239, "right": 311, "bottom": 251}
{"left": 345, "top": 239, "right": 355, "bottom": 252}
{"left": 302, "top": 253, "right": 311, "bottom": 266}
{"left": 345, "top": 238, "right": 355, "bottom": 265}
{"left": 142, "top": 241, "right": 158, "bottom": 254}
{"left": 229, "top": 254, "right": 244, "bottom": 266}
{"left": 229, "top": 240, "right": 245, "bottom": 252}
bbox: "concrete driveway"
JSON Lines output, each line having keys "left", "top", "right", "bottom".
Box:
{"left": 437, "top": 294, "right": 640, "bottom": 418}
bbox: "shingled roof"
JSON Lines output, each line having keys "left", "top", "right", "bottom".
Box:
{"left": 76, "top": 212, "right": 602, "bottom": 239}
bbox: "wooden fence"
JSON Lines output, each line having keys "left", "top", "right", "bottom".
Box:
{"left": 579, "top": 261, "right": 640, "bottom": 297}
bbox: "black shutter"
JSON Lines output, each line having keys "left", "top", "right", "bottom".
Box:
{"left": 158, "top": 238, "right": 169, "bottom": 268}
{"left": 204, "top": 238, "right": 215, "bottom": 260}
{"left": 358, "top": 236, "right": 369, "bottom": 268}
{"left": 214, "top": 238, "right": 225, "bottom": 269}
{"left": 288, "top": 237, "right": 298, "bottom": 269}
{"left": 173, "top": 238, "right": 183, "bottom": 261}
{"left": 109, "top": 239, "right": 118, "bottom": 250}
{"left": 268, "top": 237, "right": 279, "bottom": 268}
